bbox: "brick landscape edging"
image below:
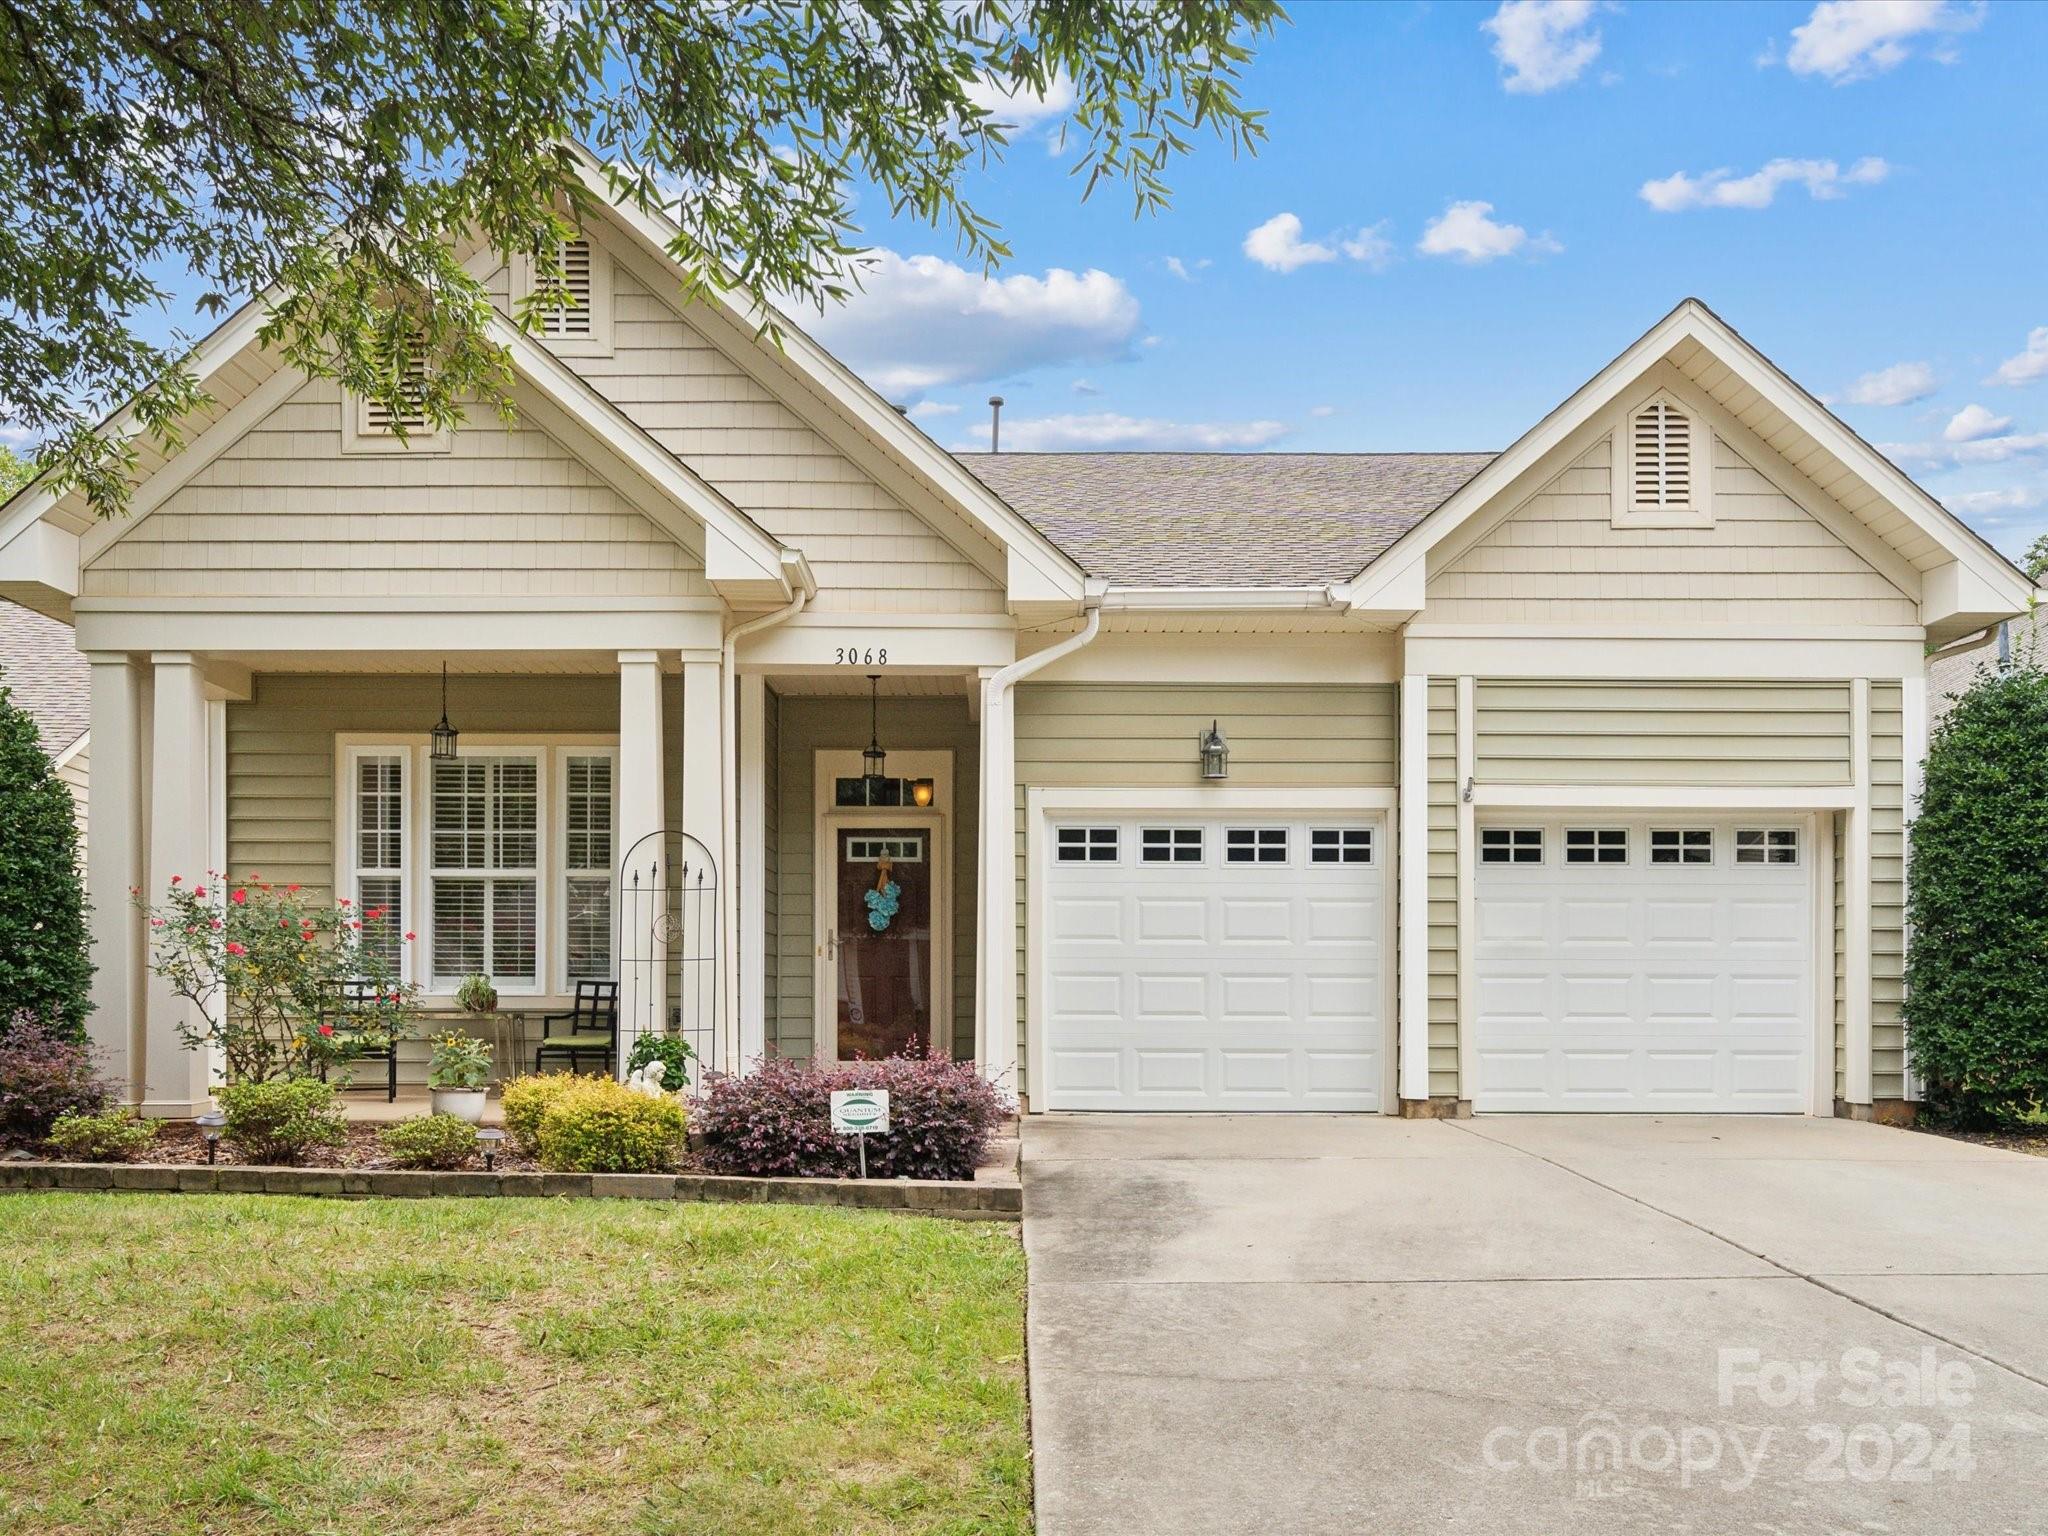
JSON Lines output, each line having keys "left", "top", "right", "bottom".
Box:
{"left": 0, "top": 1161, "right": 1021, "bottom": 1219}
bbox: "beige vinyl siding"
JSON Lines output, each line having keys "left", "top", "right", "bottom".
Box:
{"left": 1870, "top": 682, "right": 1906, "bottom": 1099}
{"left": 770, "top": 697, "right": 979, "bottom": 1064}
{"left": 1475, "top": 680, "right": 1853, "bottom": 786}
{"left": 547, "top": 260, "right": 1004, "bottom": 616}
{"left": 1429, "top": 435, "right": 1917, "bottom": 625}
{"left": 1426, "top": 680, "right": 1458, "bottom": 1099}
{"left": 83, "top": 378, "right": 710, "bottom": 601}
{"left": 1012, "top": 683, "right": 1399, "bottom": 1095}
{"left": 56, "top": 739, "right": 88, "bottom": 881}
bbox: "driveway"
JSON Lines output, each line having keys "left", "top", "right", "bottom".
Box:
{"left": 1022, "top": 1114, "right": 2048, "bottom": 1535}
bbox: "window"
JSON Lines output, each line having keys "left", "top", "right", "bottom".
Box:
{"left": 1735, "top": 827, "right": 1800, "bottom": 866}
{"left": 846, "top": 835, "right": 925, "bottom": 862}
{"left": 1056, "top": 826, "right": 1118, "bottom": 863}
{"left": 1564, "top": 828, "right": 1628, "bottom": 865}
{"left": 1480, "top": 827, "right": 1544, "bottom": 865}
{"left": 1142, "top": 827, "right": 1203, "bottom": 864}
{"left": 1225, "top": 827, "right": 1288, "bottom": 864}
{"left": 1613, "top": 390, "right": 1710, "bottom": 527}
{"left": 349, "top": 752, "right": 406, "bottom": 976}
{"left": 431, "top": 755, "right": 540, "bottom": 986}
{"left": 1310, "top": 827, "right": 1373, "bottom": 865}
{"left": 1650, "top": 828, "right": 1714, "bottom": 865}
{"left": 561, "top": 753, "right": 615, "bottom": 983}
{"left": 513, "top": 236, "right": 614, "bottom": 355}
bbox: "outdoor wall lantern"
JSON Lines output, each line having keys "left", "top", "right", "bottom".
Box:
{"left": 476, "top": 1126, "right": 506, "bottom": 1171}
{"left": 431, "top": 662, "right": 460, "bottom": 762}
{"left": 195, "top": 1111, "right": 226, "bottom": 1164}
{"left": 861, "top": 673, "right": 888, "bottom": 793}
{"left": 911, "top": 778, "right": 935, "bottom": 808}
{"left": 1199, "top": 720, "right": 1230, "bottom": 781}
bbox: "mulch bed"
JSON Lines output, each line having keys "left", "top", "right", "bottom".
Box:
{"left": 33, "top": 1121, "right": 557, "bottom": 1173}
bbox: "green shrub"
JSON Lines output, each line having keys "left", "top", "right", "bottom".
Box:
{"left": 0, "top": 677, "right": 92, "bottom": 1040}
{"left": 216, "top": 1076, "right": 347, "bottom": 1164}
{"left": 535, "top": 1077, "right": 687, "bottom": 1173}
{"left": 625, "top": 1031, "right": 696, "bottom": 1093}
{"left": 1905, "top": 653, "right": 2048, "bottom": 1127}
{"left": 45, "top": 1109, "right": 159, "bottom": 1162}
{"left": 378, "top": 1113, "right": 477, "bottom": 1170}
{"left": 501, "top": 1072, "right": 583, "bottom": 1155}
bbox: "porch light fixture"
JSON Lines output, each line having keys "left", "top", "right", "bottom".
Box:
{"left": 476, "top": 1126, "right": 506, "bottom": 1171}
{"left": 195, "top": 1111, "right": 226, "bottom": 1165}
{"left": 911, "top": 778, "right": 935, "bottom": 808}
{"left": 861, "top": 673, "right": 887, "bottom": 791}
{"left": 1198, "top": 720, "right": 1230, "bottom": 781}
{"left": 431, "top": 662, "right": 460, "bottom": 761}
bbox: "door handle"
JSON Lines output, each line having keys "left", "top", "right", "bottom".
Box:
{"left": 824, "top": 927, "right": 837, "bottom": 960}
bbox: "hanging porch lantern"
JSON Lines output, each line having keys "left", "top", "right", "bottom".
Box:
{"left": 861, "top": 673, "right": 887, "bottom": 799}
{"left": 431, "top": 662, "right": 460, "bottom": 761}
{"left": 1198, "top": 720, "right": 1230, "bottom": 781}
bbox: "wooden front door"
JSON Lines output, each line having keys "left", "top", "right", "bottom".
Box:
{"left": 827, "top": 824, "right": 941, "bottom": 1060}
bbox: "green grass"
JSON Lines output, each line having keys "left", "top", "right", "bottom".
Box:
{"left": 0, "top": 1195, "right": 1030, "bottom": 1535}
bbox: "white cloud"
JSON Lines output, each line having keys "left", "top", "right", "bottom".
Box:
{"left": 1883, "top": 432, "right": 2048, "bottom": 468}
{"left": 1309, "top": 405, "right": 1337, "bottom": 418}
{"left": 802, "top": 250, "right": 1140, "bottom": 395}
{"left": 1639, "top": 156, "right": 1889, "bottom": 212}
{"left": 1481, "top": 1, "right": 1604, "bottom": 94}
{"left": 962, "top": 72, "right": 1076, "bottom": 130}
{"left": 1944, "top": 403, "right": 2013, "bottom": 442}
{"left": 1417, "top": 201, "right": 1557, "bottom": 263}
{"left": 1943, "top": 485, "right": 2044, "bottom": 518}
{"left": 1070, "top": 378, "right": 1103, "bottom": 396}
{"left": 953, "top": 412, "right": 1289, "bottom": 452}
{"left": 1781, "top": 0, "right": 1984, "bottom": 84}
{"left": 906, "top": 400, "right": 959, "bottom": 421}
{"left": 1844, "top": 360, "right": 1937, "bottom": 407}
{"left": 1340, "top": 222, "right": 1396, "bottom": 271}
{"left": 1990, "top": 327, "right": 2048, "bottom": 386}
{"left": 1163, "top": 255, "right": 1212, "bottom": 283}
{"left": 1243, "top": 212, "right": 1338, "bottom": 273}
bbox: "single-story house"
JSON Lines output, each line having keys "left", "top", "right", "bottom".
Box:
{"left": 0, "top": 598, "right": 90, "bottom": 870}
{"left": 0, "top": 162, "right": 2035, "bottom": 1120}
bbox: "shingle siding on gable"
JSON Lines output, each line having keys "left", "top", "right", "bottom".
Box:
{"left": 1428, "top": 436, "right": 1918, "bottom": 624}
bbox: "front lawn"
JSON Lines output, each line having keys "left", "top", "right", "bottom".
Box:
{"left": 0, "top": 1195, "right": 1029, "bottom": 1535}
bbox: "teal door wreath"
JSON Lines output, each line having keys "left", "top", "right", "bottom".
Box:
{"left": 865, "top": 853, "right": 902, "bottom": 932}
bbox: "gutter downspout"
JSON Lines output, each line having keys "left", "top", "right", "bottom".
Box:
{"left": 977, "top": 587, "right": 1105, "bottom": 1084}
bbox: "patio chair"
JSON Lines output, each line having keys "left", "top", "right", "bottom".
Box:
{"left": 535, "top": 980, "right": 620, "bottom": 1075}
{"left": 319, "top": 980, "right": 399, "bottom": 1102}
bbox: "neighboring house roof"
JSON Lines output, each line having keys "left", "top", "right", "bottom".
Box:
{"left": 1930, "top": 611, "right": 2044, "bottom": 723}
{"left": 956, "top": 452, "right": 1495, "bottom": 587}
{"left": 0, "top": 599, "right": 88, "bottom": 758}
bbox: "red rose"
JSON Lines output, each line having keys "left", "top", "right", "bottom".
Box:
{"left": 170, "top": 875, "right": 180, "bottom": 885}
{"left": 226, "top": 942, "right": 246, "bottom": 957}
{"left": 230, "top": 889, "right": 247, "bottom": 905}
{"left": 404, "top": 931, "right": 416, "bottom": 942}
{"left": 317, "top": 1023, "right": 334, "bottom": 1037}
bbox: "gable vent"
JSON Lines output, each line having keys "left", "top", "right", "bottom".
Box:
{"left": 1631, "top": 399, "right": 1691, "bottom": 509}
{"left": 360, "top": 358, "right": 430, "bottom": 434}
{"left": 539, "top": 238, "right": 594, "bottom": 337}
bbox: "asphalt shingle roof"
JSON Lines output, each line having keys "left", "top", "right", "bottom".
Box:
{"left": 955, "top": 451, "right": 1496, "bottom": 587}
{"left": 0, "top": 600, "right": 89, "bottom": 758}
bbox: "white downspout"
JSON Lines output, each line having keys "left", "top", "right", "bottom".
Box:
{"left": 977, "top": 589, "right": 1105, "bottom": 1088}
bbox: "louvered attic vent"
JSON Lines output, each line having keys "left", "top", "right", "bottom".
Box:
{"left": 344, "top": 352, "right": 451, "bottom": 452}
{"left": 359, "top": 363, "right": 431, "bottom": 434}
{"left": 540, "top": 238, "right": 594, "bottom": 337}
{"left": 1631, "top": 399, "right": 1690, "bottom": 510}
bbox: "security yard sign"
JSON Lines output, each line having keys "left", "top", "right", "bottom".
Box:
{"left": 830, "top": 1088, "right": 890, "bottom": 1178}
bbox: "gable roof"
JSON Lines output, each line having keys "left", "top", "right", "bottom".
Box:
{"left": 0, "top": 600, "right": 88, "bottom": 757}
{"left": 958, "top": 452, "right": 1493, "bottom": 586}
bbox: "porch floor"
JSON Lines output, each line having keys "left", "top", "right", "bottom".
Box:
{"left": 340, "top": 1087, "right": 506, "bottom": 1126}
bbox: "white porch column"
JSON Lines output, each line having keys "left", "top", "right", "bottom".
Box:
{"left": 1844, "top": 676, "right": 1874, "bottom": 1108}
{"left": 975, "top": 671, "right": 1017, "bottom": 1091}
{"left": 85, "top": 654, "right": 145, "bottom": 1104}
{"left": 736, "top": 671, "right": 768, "bottom": 1067}
{"left": 679, "top": 656, "right": 728, "bottom": 1065}
{"left": 616, "top": 651, "right": 666, "bottom": 1074}
{"left": 142, "top": 653, "right": 214, "bottom": 1116}
{"left": 1397, "top": 672, "right": 1431, "bottom": 1105}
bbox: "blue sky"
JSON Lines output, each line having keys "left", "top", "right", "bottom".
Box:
{"left": 806, "top": 0, "right": 2048, "bottom": 562}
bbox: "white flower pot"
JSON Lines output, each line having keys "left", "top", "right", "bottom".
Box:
{"left": 430, "top": 1087, "right": 488, "bottom": 1124}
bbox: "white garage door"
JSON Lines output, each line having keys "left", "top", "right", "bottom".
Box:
{"left": 1042, "top": 815, "right": 1386, "bottom": 1111}
{"left": 1473, "top": 815, "right": 1812, "bottom": 1113}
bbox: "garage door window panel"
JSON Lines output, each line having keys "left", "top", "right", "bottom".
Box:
{"left": 1056, "top": 826, "right": 1119, "bottom": 864}
{"left": 1226, "top": 827, "right": 1289, "bottom": 864}
{"left": 1481, "top": 828, "right": 1544, "bottom": 865}
{"left": 1565, "top": 828, "right": 1629, "bottom": 865}
{"left": 1735, "top": 828, "right": 1800, "bottom": 866}
{"left": 1141, "top": 827, "right": 1204, "bottom": 864}
{"left": 1650, "top": 828, "right": 1714, "bottom": 865}
{"left": 1310, "top": 827, "right": 1373, "bottom": 865}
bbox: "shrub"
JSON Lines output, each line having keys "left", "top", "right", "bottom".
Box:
{"left": 0, "top": 1014, "right": 108, "bottom": 1146}
{"left": 215, "top": 1076, "right": 347, "bottom": 1164}
{"left": 426, "top": 1032, "right": 491, "bottom": 1091}
{"left": 535, "top": 1077, "right": 687, "bottom": 1173}
{"left": 695, "top": 1053, "right": 1010, "bottom": 1181}
{"left": 625, "top": 1031, "right": 696, "bottom": 1093}
{"left": 379, "top": 1113, "right": 478, "bottom": 1170}
{"left": 45, "top": 1109, "right": 159, "bottom": 1162}
{"left": 501, "top": 1072, "right": 584, "bottom": 1155}
{"left": 1905, "top": 653, "right": 2048, "bottom": 1127}
{"left": 0, "top": 676, "right": 93, "bottom": 1040}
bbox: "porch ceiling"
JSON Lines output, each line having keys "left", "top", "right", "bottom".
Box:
{"left": 199, "top": 650, "right": 629, "bottom": 675}
{"left": 768, "top": 672, "right": 975, "bottom": 698}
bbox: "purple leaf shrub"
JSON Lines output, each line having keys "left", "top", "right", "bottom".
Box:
{"left": 0, "top": 1013, "right": 109, "bottom": 1146}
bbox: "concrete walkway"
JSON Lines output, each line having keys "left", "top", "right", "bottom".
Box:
{"left": 1022, "top": 1114, "right": 2048, "bottom": 1535}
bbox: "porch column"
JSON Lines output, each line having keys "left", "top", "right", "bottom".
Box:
{"left": 616, "top": 651, "right": 666, "bottom": 1074}
{"left": 142, "top": 653, "right": 214, "bottom": 1116}
{"left": 974, "top": 671, "right": 1017, "bottom": 1091}
{"left": 1397, "top": 671, "right": 1431, "bottom": 1105}
{"left": 736, "top": 671, "right": 768, "bottom": 1067}
{"left": 1844, "top": 676, "right": 1874, "bottom": 1109}
{"left": 85, "top": 654, "right": 145, "bottom": 1104}
{"left": 679, "top": 656, "right": 728, "bottom": 1066}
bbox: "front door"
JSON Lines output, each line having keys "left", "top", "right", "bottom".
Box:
{"left": 829, "top": 825, "right": 939, "bottom": 1060}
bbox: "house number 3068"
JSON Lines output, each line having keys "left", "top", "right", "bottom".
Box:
{"left": 835, "top": 647, "right": 888, "bottom": 666}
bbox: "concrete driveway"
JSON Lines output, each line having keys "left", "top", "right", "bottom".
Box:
{"left": 1022, "top": 1114, "right": 2048, "bottom": 1535}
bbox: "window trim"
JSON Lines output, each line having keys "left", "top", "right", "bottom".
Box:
{"left": 1611, "top": 387, "right": 1712, "bottom": 529}
{"left": 510, "top": 235, "right": 616, "bottom": 357}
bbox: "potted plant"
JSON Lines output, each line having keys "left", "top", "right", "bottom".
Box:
{"left": 454, "top": 974, "right": 498, "bottom": 1015}
{"left": 427, "top": 1032, "right": 493, "bottom": 1122}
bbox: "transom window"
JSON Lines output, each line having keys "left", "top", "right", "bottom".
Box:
{"left": 1310, "top": 827, "right": 1373, "bottom": 865}
{"left": 1056, "top": 826, "right": 1119, "bottom": 864}
{"left": 1650, "top": 828, "right": 1714, "bottom": 865}
{"left": 1735, "top": 827, "right": 1800, "bottom": 865}
{"left": 846, "top": 835, "right": 926, "bottom": 863}
{"left": 1564, "top": 828, "right": 1628, "bottom": 865}
{"left": 1480, "top": 827, "right": 1544, "bottom": 865}
{"left": 1141, "top": 827, "right": 1203, "bottom": 864}
{"left": 1225, "top": 827, "right": 1288, "bottom": 864}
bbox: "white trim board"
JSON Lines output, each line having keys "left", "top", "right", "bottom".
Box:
{"left": 1471, "top": 785, "right": 1857, "bottom": 811}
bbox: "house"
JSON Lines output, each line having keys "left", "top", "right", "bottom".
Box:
{"left": 0, "top": 599, "right": 90, "bottom": 870}
{"left": 0, "top": 165, "right": 2034, "bottom": 1121}
{"left": 1929, "top": 609, "right": 2040, "bottom": 725}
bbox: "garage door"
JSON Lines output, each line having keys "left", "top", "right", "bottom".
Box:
{"left": 1473, "top": 815, "right": 1812, "bottom": 1113}
{"left": 1041, "top": 815, "right": 1385, "bottom": 1111}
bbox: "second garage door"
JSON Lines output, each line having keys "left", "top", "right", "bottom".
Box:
{"left": 1041, "top": 815, "right": 1386, "bottom": 1111}
{"left": 1472, "top": 814, "right": 1814, "bottom": 1113}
